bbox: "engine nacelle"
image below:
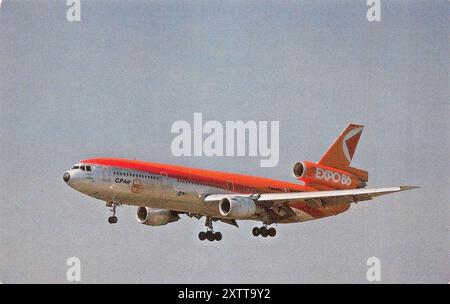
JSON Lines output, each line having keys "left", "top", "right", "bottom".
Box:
{"left": 293, "top": 161, "right": 366, "bottom": 189}
{"left": 219, "top": 197, "right": 256, "bottom": 219}
{"left": 136, "top": 207, "right": 180, "bottom": 226}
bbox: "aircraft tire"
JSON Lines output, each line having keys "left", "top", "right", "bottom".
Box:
{"left": 268, "top": 227, "right": 276, "bottom": 237}
{"left": 198, "top": 231, "right": 207, "bottom": 241}
{"left": 206, "top": 231, "right": 215, "bottom": 241}
{"left": 260, "top": 227, "right": 269, "bottom": 237}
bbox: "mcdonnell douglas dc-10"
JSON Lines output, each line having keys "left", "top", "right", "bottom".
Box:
{"left": 63, "top": 124, "right": 417, "bottom": 241}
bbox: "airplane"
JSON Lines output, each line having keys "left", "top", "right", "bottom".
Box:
{"left": 63, "top": 124, "right": 417, "bottom": 241}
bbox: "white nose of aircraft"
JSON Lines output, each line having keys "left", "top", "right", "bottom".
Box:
{"left": 63, "top": 168, "right": 84, "bottom": 189}
{"left": 63, "top": 172, "right": 70, "bottom": 182}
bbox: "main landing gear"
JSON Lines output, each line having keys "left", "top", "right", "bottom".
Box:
{"left": 107, "top": 202, "right": 120, "bottom": 224}
{"left": 252, "top": 225, "right": 276, "bottom": 238}
{"left": 198, "top": 217, "right": 222, "bottom": 242}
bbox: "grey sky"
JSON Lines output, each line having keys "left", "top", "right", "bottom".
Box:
{"left": 0, "top": 0, "right": 448, "bottom": 283}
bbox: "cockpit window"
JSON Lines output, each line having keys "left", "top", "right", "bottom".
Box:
{"left": 86, "top": 165, "right": 91, "bottom": 172}
{"left": 72, "top": 165, "right": 79, "bottom": 169}
{"left": 80, "top": 165, "right": 85, "bottom": 171}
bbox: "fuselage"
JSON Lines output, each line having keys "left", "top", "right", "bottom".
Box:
{"left": 63, "top": 158, "right": 351, "bottom": 223}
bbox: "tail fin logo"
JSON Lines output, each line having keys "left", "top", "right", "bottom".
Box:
{"left": 342, "top": 126, "right": 363, "bottom": 163}
{"left": 318, "top": 123, "right": 364, "bottom": 169}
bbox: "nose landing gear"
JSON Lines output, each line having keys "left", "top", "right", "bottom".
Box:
{"left": 198, "top": 217, "right": 222, "bottom": 242}
{"left": 107, "top": 201, "right": 120, "bottom": 224}
{"left": 252, "top": 225, "right": 276, "bottom": 237}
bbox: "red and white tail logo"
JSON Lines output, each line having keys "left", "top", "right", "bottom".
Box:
{"left": 319, "top": 124, "right": 364, "bottom": 168}
{"left": 342, "top": 126, "right": 363, "bottom": 163}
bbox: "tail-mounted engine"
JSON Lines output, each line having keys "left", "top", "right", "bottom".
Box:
{"left": 293, "top": 161, "right": 367, "bottom": 190}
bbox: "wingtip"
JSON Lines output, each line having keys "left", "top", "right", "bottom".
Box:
{"left": 400, "top": 186, "right": 420, "bottom": 191}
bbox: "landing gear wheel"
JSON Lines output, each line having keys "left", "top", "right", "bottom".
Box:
{"left": 260, "top": 227, "right": 269, "bottom": 237}
{"left": 108, "top": 202, "right": 120, "bottom": 224}
{"left": 252, "top": 227, "right": 260, "bottom": 237}
{"left": 198, "top": 231, "right": 206, "bottom": 241}
{"left": 206, "top": 231, "right": 215, "bottom": 241}
{"left": 268, "top": 227, "right": 276, "bottom": 237}
{"left": 108, "top": 216, "right": 118, "bottom": 224}
{"left": 199, "top": 217, "right": 223, "bottom": 242}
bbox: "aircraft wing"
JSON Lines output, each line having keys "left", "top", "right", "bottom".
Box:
{"left": 203, "top": 186, "right": 418, "bottom": 206}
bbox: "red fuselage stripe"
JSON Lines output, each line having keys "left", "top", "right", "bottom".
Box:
{"left": 81, "top": 158, "right": 316, "bottom": 194}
